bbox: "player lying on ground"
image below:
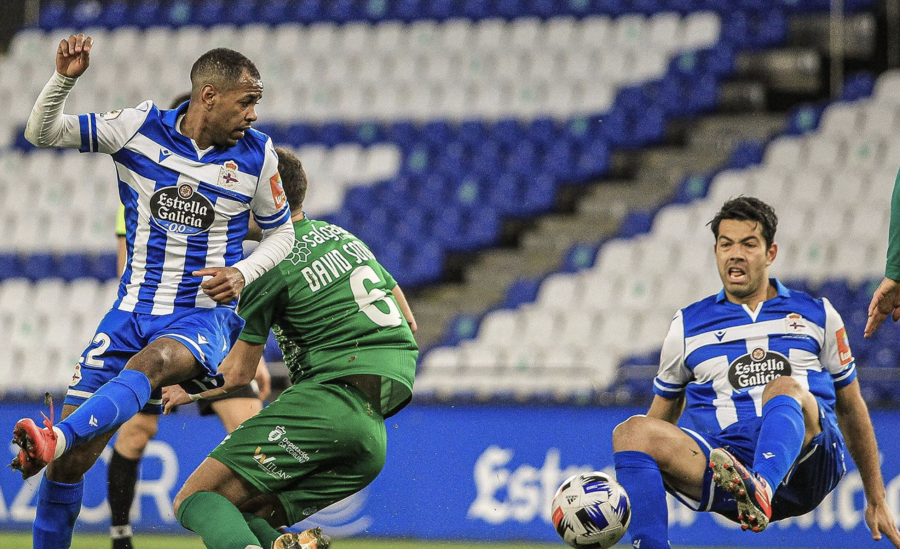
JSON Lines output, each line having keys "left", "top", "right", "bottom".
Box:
{"left": 163, "top": 147, "right": 419, "bottom": 549}
{"left": 11, "top": 34, "right": 294, "bottom": 549}
{"left": 612, "top": 197, "right": 900, "bottom": 549}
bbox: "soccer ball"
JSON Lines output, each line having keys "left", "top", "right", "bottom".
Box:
{"left": 551, "top": 471, "right": 631, "bottom": 549}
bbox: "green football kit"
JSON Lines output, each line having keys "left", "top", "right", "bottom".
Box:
{"left": 209, "top": 217, "right": 418, "bottom": 524}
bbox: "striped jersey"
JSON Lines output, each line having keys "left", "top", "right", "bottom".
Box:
{"left": 78, "top": 100, "right": 290, "bottom": 314}
{"left": 653, "top": 279, "right": 856, "bottom": 435}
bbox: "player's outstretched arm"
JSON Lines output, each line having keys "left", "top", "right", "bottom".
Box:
{"left": 163, "top": 340, "right": 265, "bottom": 413}
{"left": 646, "top": 394, "right": 685, "bottom": 425}
{"left": 24, "top": 34, "right": 94, "bottom": 149}
{"left": 835, "top": 380, "right": 900, "bottom": 548}
{"left": 865, "top": 277, "right": 900, "bottom": 338}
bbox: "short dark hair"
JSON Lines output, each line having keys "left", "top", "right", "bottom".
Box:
{"left": 709, "top": 196, "right": 778, "bottom": 248}
{"left": 275, "top": 147, "right": 307, "bottom": 211}
{"left": 190, "top": 48, "right": 260, "bottom": 95}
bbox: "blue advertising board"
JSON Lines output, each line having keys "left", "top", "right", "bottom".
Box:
{"left": 0, "top": 401, "right": 897, "bottom": 548}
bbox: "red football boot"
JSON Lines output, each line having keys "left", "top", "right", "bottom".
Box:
{"left": 709, "top": 447, "right": 773, "bottom": 533}
{"left": 10, "top": 394, "right": 59, "bottom": 479}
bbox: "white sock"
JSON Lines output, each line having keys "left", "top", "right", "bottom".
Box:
{"left": 52, "top": 426, "right": 67, "bottom": 459}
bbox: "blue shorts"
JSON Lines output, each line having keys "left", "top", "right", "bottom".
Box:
{"left": 668, "top": 398, "right": 847, "bottom": 522}
{"left": 65, "top": 307, "right": 245, "bottom": 414}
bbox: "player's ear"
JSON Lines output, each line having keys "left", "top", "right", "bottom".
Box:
{"left": 200, "top": 84, "right": 216, "bottom": 109}
{"left": 766, "top": 241, "right": 777, "bottom": 265}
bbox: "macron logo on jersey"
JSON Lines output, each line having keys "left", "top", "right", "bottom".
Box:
{"left": 158, "top": 148, "right": 172, "bottom": 163}
{"left": 715, "top": 330, "right": 727, "bottom": 341}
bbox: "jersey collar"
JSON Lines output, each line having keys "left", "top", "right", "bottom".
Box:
{"left": 715, "top": 277, "right": 791, "bottom": 303}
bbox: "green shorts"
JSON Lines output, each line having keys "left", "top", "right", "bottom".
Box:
{"left": 209, "top": 381, "right": 387, "bottom": 525}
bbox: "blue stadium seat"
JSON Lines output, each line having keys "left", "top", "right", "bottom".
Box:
{"left": 633, "top": 0, "right": 665, "bottom": 15}
{"left": 785, "top": 103, "right": 825, "bottom": 135}
{"left": 224, "top": 0, "right": 258, "bottom": 25}
{"left": 462, "top": 0, "right": 491, "bottom": 19}
{"left": 563, "top": 241, "right": 601, "bottom": 272}
{"left": 465, "top": 208, "right": 501, "bottom": 248}
{"left": 526, "top": 117, "right": 559, "bottom": 146}
{"left": 258, "top": 0, "right": 290, "bottom": 24}
{"left": 354, "top": 122, "right": 385, "bottom": 145}
{"left": 386, "top": 121, "right": 420, "bottom": 149}
{"left": 422, "top": 121, "right": 456, "bottom": 146}
{"left": 753, "top": 10, "right": 789, "bottom": 48}
{"left": 393, "top": 0, "right": 424, "bottom": 22}
{"left": 632, "top": 106, "right": 666, "bottom": 147}
{"left": 133, "top": 0, "right": 166, "bottom": 28}
{"left": 22, "top": 253, "right": 56, "bottom": 282}
{"left": 599, "top": 108, "right": 630, "bottom": 147}
{"left": 434, "top": 208, "right": 466, "bottom": 249}
{"left": 90, "top": 253, "right": 119, "bottom": 280}
{"left": 504, "top": 277, "right": 542, "bottom": 308}
{"left": 703, "top": 45, "right": 736, "bottom": 77}
{"left": 426, "top": 0, "right": 457, "bottom": 20}
{"left": 687, "top": 74, "right": 719, "bottom": 113}
{"left": 527, "top": 0, "right": 563, "bottom": 18}
{"left": 492, "top": 120, "right": 525, "bottom": 146}
{"left": 727, "top": 140, "right": 765, "bottom": 169}
{"left": 488, "top": 173, "right": 521, "bottom": 214}
{"left": 618, "top": 208, "right": 656, "bottom": 238}
{"left": 166, "top": 0, "right": 193, "bottom": 25}
{"left": 441, "top": 314, "right": 482, "bottom": 346}
{"left": 842, "top": 72, "right": 876, "bottom": 102}
{"left": 98, "top": 1, "right": 130, "bottom": 28}
{"left": 458, "top": 120, "right": 489, "bottom": 145}
{"left": 408, "top": 240, "right": 444, "bottom": 286}
{"left": 363, "top": 0, "right": 391, "bottom": 22}
{"left": 294, "top": 0, "right": 324, "bottom": 24}
{"left": 318, "top": 122, "right": 350, "bottom": 147}
{"left": 496, "top": 0, "right": 525, "bottom": 18}
{"left": 418, "top": 173, "right": 452, "bottom": 203}
{"left": 39, "top": 1, "right": 67, "bottom": 30}
{"left": 344, "top": 185, "right": 378, "bottom": 215}
{"left": 0, "top": 254, "right": 19, "bottom": 280}
{"left": 543, "top": 140, "right": 576, "bottom": 177}
{"left": 521, "top": 172, "right": 557, "bottom": 213}
{"left": 506, "top": 141, "right": 539, "bottom": 174}
{"left": 286, "top": 123, "right": 317, "bottom": 147}
{"left": 471, "top": 141, "right": 504, "bottom": 176}
{"left": 327, "top": 0, "right": 363, "bottom": 23}
{"left": 60, "top": 253, "right": 92, "bottom": 281}
{"left": 453, "top": 176, "right": 483, "bottom": 208}
{"left": 672, "top": 173, "right": 712, "bottom": 203}
{"left": 576, "top": 138, "right": 610, "bottom": 179}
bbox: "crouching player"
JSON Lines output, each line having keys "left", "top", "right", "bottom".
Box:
{"left": 612, "top": 197, "right": 900, "bottom": 549}
{"left": 164, "top": 148, "right": 418, "bottom": 549}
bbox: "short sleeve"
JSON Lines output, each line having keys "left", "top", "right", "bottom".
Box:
{"left": 250, "top": 139, "right": 291, "bottom": 230}
{"left": 237, "top": 267, "right": 289, "bottom": 344}
{"left": 820, "top": 298, "right": 857, "bottom": 388}
{"left": 653, "top": 310, "right": 692, "bottom": 398}
{"left": 79, "top": 100, "right": 153, "bottom": 154}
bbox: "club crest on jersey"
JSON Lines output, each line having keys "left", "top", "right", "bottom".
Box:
{"left": 70, "top": 363, "right": 82, "bottom": 387}
{"left": 99, "top": 109, "right": 123, "bottom": 120}
{"left": 217, "top": 160, "right": 240, "bottom": 189}
{"left": 268, "top": 426, "right": 287, "bottom": 442}
{"left": 150, "top": 184, "right": 215, "bottom": 235}
{"left": 785, "top": 313, "right": 806, "bottom": 333}
{"left": 728, "top": 347, "right": 791, "bottom": 390}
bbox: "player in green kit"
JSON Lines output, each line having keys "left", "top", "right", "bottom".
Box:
{"left": 163, "top": 147, "right": 418, "bottom": 549}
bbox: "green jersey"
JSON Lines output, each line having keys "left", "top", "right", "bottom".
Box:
{"left": 237, "top": 217, "right": 418, "bottom": 418}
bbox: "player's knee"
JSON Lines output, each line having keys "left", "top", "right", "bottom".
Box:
{"left": 612, "top": 416, "right": 653, "bottom": 452}
{"left": 125, "top": 346, "right": 169, "bottom": 387}
{"left": 172, "top": 486, "right": 193, "bottom": 520}
{"left": 763, "top": 375, "right": 804, "bottom": 402}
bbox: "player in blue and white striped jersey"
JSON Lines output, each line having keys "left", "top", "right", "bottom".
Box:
{"left": 612, "top": 197, "right": 900, "bottom": 549}
{"left": 11, "top": 34, "right": 294, "bottom": 549}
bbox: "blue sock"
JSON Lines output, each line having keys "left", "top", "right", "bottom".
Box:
{"left": 753, "top": 394, "right": 804, "bottom": 490}
{"left": 614, "top": 451, "right": 670, "bottom": 549}
{"left": 33, "top": 477, "right": 84, "bottom": 549}
{"left": 57, "top": 370, "right": 151, "bottom": 451}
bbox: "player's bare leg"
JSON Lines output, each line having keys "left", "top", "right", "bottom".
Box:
{"left": 13, "top": 338, "right": 202, "bottom": 479}
{"left": 613, "top": 415, "right": 708, "bottom": 498}
{"left": 211, "top": 397, "right": 263, "bottom": 433}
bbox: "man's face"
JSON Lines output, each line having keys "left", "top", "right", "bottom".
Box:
{"left": 714, "top": 218, "right": 777, "bottom": 301}
{"left": 207, "top": 71, "right": 263, "bottom": 147}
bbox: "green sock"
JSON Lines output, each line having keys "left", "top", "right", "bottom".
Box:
{"left": 177, "top": 492, "right": 263, "bottom": 549}
{"left": 242, "top": 512, "right": 282, "bottom": 549}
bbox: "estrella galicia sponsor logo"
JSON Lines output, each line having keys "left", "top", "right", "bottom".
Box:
{"left": 150, "top": 184, "right": 215, "bottom": 234}
{"left": 268, "top": 425, "right": 286, "bottom": 442}
{"left": 253, "top": 446, "right": 292, "bottom": 480}
{"left": 728, "top": 348, "right": 792, "bottom": 389}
